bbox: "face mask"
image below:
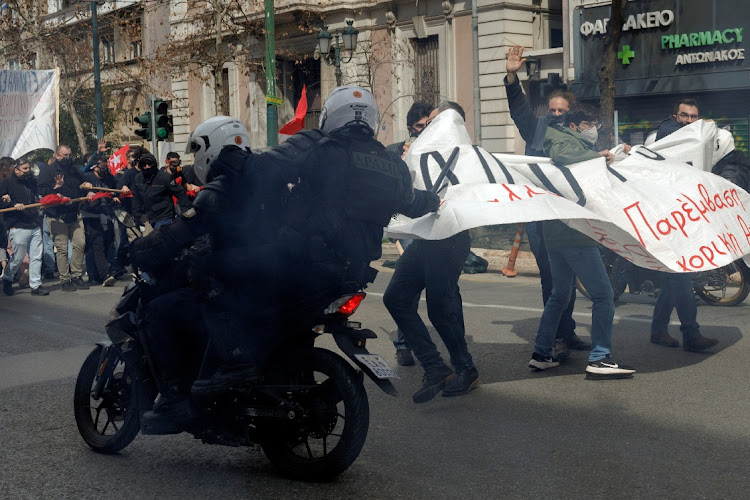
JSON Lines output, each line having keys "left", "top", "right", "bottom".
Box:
{"left": 59, "top": 157, "right": 73, "bottom": 169}
{"left": 547, "top": 113, "right": 566, "bottom": 126}
{"left": 142, "top": 166, "right": 156, "bottom": 179}
{"left": 20, "top": 171, "right": 33, "bottom": 182}
{"left": 579, "top": 127, "right": 598, "bottom": 145}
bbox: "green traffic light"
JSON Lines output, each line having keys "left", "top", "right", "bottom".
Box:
{"left": 153, "top": 98, "right": 173, "bottom": 142}
{"left": 133, "top": 112, "right": 152, "bottom": 141}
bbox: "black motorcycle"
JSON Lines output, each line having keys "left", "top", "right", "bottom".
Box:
{"left": 73, "top": 263, "right": 398, "bottom": 481}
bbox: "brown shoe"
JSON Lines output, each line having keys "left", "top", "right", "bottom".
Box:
{"left": 683, "top": 335, "right": 719, "bottom": 352}
{"left": 650, "top": 333, "right": 680, "bottom": 347}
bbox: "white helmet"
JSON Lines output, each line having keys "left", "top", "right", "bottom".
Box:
{"left": 185, "top": 116, "right": 251, "bottom": 183}
{"left": 319, "top": 86, "right": 380, "bottom": 134}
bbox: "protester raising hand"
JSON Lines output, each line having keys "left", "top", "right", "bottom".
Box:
{"left": 505, "top": 45, "right": 527, "bottom": 84}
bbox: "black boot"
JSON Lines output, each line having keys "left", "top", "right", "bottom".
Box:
{"left": 141, "top": 391, "right": 197, "bottom": 435}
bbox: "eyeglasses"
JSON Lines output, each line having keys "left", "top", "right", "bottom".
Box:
{"left": 678, "top": 112, "right": 699, "bottom": 120}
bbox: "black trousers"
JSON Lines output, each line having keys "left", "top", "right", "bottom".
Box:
{"left": 84, "top": 218, "right": 113, "bottom": 282}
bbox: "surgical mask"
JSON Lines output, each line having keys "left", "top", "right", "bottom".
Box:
{"left": 578, "top": 127, "right": 598, "bottom": 145}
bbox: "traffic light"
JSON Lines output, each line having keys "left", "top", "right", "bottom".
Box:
{"left": 133, "top": 112, "right": 152, "bottom": 141}
{"left": 153, "top": 98, "right": 173, "bottom": 141}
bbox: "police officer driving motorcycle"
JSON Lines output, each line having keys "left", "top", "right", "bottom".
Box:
{"left": 129, "top": 86, "right": 439, "bottom": 426}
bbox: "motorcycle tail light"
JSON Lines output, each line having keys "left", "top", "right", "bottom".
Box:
{"left": 325, "top": 292, "right": 366, "bottom": 316}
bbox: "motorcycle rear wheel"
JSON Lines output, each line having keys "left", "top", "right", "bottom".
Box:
{"left": 74, "top": 346, "right": 140, "bottom": 453}
{"left": 694, "top": 261, "right": 750, "bottom": 307}
{"left": 261, "top": 347, "right": 370, "bottom": 481}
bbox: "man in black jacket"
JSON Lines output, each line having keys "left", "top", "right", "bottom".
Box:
{"left": 650, "top": 98, "right": 719, "bottom": 352}
{"left": 82, "top": 155, "right": 118, "bottom": 286}
{"left": 504, "top": 44, "right": 589, "bottom": 357}
{"left": 37, "top": 145, "right": 92, "bottom": 291}
{"left": 132, "top": 152, "right": 192, "bottom": 231}
{"left": 0, "top": 158, "right": 48, "bottom": 296}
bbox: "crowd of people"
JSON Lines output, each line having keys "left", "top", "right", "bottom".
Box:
{"left": 2, "top": 69, "right": 730, "bottom": 415}
{"left": 0, "top": 142, "right": 202, "bottom": 297}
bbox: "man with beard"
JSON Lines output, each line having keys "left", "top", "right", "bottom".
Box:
{"left": 504, "top": 44, "right": 590, "bottom": 358}
{"left": 38, "top": 145, "right": 93, "bottom": 291}
{"left": 0, "top": 157, "right": 48, "bottom": 296}
{"left": 132, "top": 152, "right": 192, "bottom": 231}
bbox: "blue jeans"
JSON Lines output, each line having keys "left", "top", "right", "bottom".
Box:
{"left": 383, "top": 231, "right": 474, "bottom": 372}
{"left": 534, "top": 246, "right": 614, "bottom": 362}
{"left": 651, "top": 272, "right": 700, "bottom": 341}
{"left": 526, "top": 222, "right": 577, "bottom": 339}
{"left": 5, "top": 227, "right": 43, "bottom": 289}
{"left": 42, "top": 216, "right": 56, "bottom": 274}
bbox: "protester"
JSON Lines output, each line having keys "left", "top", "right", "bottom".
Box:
{"left": 504, "top": 44, "right": 590, "bottom": 358}
{"left": 81, "top": 155, "right": 118, "bottom": 286}
{"left": 0, "top": 157, "right": 46, "bottom": 295}
{"left": 37, "top": 144, "right": 92, "bottom": 291}
{"left": 650, "top": 98, "right": 720, "bottom": 351}
{"left": 384, "top": 101, "right": 433, "bottom": 367}
{"left": 132, "top": 152, "right": 192, "bottom": 231}
{"left": 527, "top": 103, "right": 633, "bottom": 379}
{"left": 384, "top": 101, "right": 480, "bottom": 402}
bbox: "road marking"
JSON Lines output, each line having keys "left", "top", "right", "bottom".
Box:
{"left": 366, "top": 292, "right": 677, "bottom": 325}
{"left": 0, "top": 345, "right": 93, "bottom": 390}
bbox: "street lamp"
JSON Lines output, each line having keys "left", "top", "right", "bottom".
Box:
{"left": 317, "top": 20, "right": 359, "bottom": 86}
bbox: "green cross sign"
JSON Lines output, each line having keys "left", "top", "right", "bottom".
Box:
{"left": 618, "top": 45, "right": 635, "bottom": 65}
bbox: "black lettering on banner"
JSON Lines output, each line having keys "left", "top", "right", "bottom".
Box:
{"left": 529, "top": 163, "right": 586, "bottom": 206}
{"left": 472, "top": 145, "right": 497, "bottom": 184}
{"left": 489, "top": 152, "right": 515, "bottom": 184}
{"left": 428, "top": 147, "right": 461, "bottom": 194}
{"left": 420, "top": 153, "right": 434, "bottom": 191}
{"left": 635, "top": 147, "right": 666, "bottom": 161}
{"left": 607, "top": 165, "right": 628, "bottom": 182}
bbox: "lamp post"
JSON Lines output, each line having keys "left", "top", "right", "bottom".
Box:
{"left": 316, "top": 20, "right": 359, "bottom": 86}
{"left": 73, "top": 0, "right": 105, "bottom": 140}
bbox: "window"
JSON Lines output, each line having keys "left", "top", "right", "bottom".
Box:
{"left": 8, "top": 60, "right": 20, "bottom": 70}
{"left": 101, "top": 37, "right": 115, "bottom": 64}
{"left": 130, "top": 40, "right": 142, "bottom": 59}
{"left": 411, "top": 35, "right": 440, "bottom": 107}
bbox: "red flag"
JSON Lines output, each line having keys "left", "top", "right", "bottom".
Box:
{"left": 90, "top": 192, "right": 113, "bottom": 201}
{"left": 279, "top": 84, "right": 308, "bottom": 135}
{"left": 108, "top": 144, "right": 130, "bottom": 176}
{"left": 40, "top": 194, "right": 69, "bottom": 206}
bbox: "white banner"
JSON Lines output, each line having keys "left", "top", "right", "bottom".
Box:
{"left": 0, "top": 69, "right": 59, "bottom": 158}
{"left": 386, "top": 111, "right": 750, "bottom": 273}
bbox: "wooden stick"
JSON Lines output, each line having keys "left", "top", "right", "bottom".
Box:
{"left": 88, "top": 186, "right": 125, "bottom": 194}
{"left": 0, "top": 196, "right": 91, "bottom": 213}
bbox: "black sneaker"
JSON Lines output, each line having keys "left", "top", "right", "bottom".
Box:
{"left": 141, "top": 394, "right": 196, "bottom": 435}
{"left": 72, "top": 277, "right": 89, "bottom": 290}
{"left": 585, "top": 355, "right": 636, "bottom": 379}
{"left": 62, "top": 281, "right": 77, "bottom": 292}
{"left": 191, "top": 364, "right": 260, "bottom": 395}
{"left": 442, "top": 367, "right": 479, "bottom": 397}
{"left": 412, "top": 364, "right": 454, "bottom": 404}
{"left": 566, "top": 333, "right": 592, "bottom": 350}
{"left": 31, "top": 286, "right": 49, "bottom": 296}
{"left": 395, "top": 349, "right": 415, "bottom": 366}
{"left": 528, "top": 351, "right": 560, "bottom": 370}
{"left": 2, "top": 279, "right": 14, "bottom": 296}
{"left": 103, "top": 275, "right": 117, "bottom": 287}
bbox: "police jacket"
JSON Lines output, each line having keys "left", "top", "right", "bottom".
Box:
{"left": 0, "top": 173, "right": 41, "bottom": 229}
{"left": 37, "top": 159, "right": 86, "bottom": 222}
{"left": 263, "top": 126, "right": 438, "bottom": 264}
{"left": 132, "top": 169, "right": 192, "bottom": 225}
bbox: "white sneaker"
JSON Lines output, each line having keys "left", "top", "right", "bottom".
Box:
{"left": 528, "top": 352, "right": 560, "bottom": 370}
{"left": 585, "top": 355, "right": 636, "bottom": 379}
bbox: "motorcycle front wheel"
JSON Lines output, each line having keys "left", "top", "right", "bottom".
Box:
{"left": 261, "top": 347, "right": 370, "bottom": 481}
{"left": 73, "top": 346, "right": 141, "bottom": 453}
{"left": 693, "top": 261, "right": 750, "bottom": 307}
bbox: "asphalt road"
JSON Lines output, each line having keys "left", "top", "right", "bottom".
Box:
{"left": 1, "top": 264, "right": 749, "bottom": 499}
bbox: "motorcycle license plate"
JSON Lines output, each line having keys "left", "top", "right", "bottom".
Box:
{"left": 354, "top": 354, "right": 399, "bottom": 379}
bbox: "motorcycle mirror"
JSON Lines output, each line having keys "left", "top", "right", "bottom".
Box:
{"left": 114, "top": 208, "right": 136, "bottom": 229}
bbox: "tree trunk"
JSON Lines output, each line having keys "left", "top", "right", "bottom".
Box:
{"left": 67, "top": 101, "right": 89, "bottom": 155}
{"left": 213, "top": 3, "right": 226, "bottom": 116}
{"left": 596, "top": 0, "right": 627, "bottom": 150}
